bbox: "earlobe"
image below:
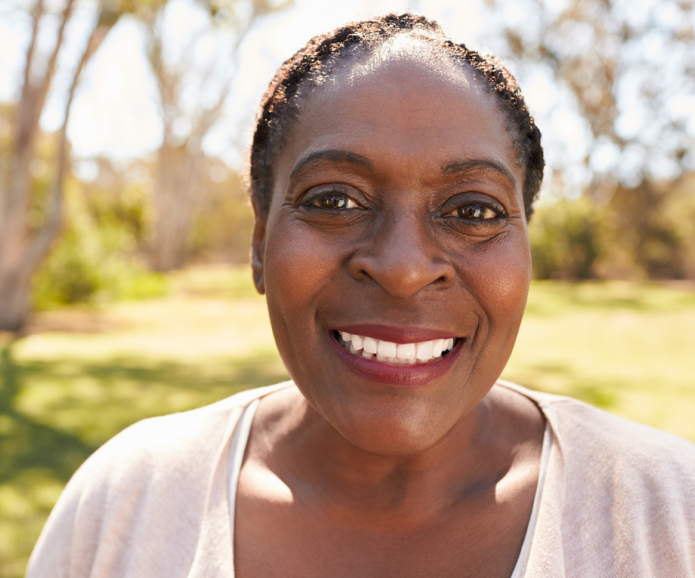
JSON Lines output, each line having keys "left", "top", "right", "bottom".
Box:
{"left": 252, "top": 255, "right": 265, "bottom": 295}
{"left": 251, "top": 212, "right": 267, "bottom": 295}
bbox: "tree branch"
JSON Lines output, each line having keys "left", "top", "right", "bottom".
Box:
{"left": 15, "top": 0, "right": 44, "bottom": 154}
{"left": 8, "top": 0, "right": 76, "bottom": 228}
{"left": 15, "top": 0, "right": 74, "bottom": 158}
{"left": 25, "top": 15, "right": 115, "bottom": 274}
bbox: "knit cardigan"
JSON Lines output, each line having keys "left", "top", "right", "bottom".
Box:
{"left": 27, "top": 381, "right": 695, "bottom": 577}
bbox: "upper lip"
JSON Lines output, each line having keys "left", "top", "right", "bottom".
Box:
{"left": 332, "top": 324, "right": 458, "bottom": 344}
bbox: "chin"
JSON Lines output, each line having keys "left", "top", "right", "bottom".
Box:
{"left": 322, "top": 396, "right": 456, "bottom": 456}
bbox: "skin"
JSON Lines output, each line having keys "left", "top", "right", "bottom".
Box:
{"left": 236, "top": 55, "right": 545, "bottom": 578}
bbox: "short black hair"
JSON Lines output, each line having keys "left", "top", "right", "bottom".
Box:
{"left": 248, "top": 13, "right": 545, "bottom": 218}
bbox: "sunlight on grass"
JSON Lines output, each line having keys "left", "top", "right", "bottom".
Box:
{"left": 503, "top": 281, "right": 695, "bottom": 440}
{"left": 1, "top": 266, "right": 694, "bottom": 577}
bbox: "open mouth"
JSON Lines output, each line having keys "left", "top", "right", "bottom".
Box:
{"left": 333, "top": 330, "right": 458, "bottom": 366}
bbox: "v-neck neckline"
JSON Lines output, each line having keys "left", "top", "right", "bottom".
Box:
{"left": 226, "top": 386, "right": 552, "bottom": 578}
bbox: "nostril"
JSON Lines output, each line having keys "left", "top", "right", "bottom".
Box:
{"left": 347, "top": 229, "right": 456, "bottom": 296}
{"left": 349, "top": 257, "right": 455, "bottom": 297}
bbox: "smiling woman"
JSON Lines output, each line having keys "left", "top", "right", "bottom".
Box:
{"left": 27, "top": 13, "right": 695, "bottom": 578}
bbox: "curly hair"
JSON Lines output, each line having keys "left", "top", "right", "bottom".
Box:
{"left": 248, "top": 13, "right": 545, "bottom": 218}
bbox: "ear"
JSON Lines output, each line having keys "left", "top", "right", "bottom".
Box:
{"left": 251, "top": 210, "right": 267, "bottom": 295}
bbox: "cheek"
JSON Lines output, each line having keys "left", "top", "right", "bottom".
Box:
{"left": 474, "top": 239, "right": 531, "bottom": 320}
{"left": 464, "top": 232, "right": 532, "bottom": 370}
{"left": 262, "top": 218, "right": 344, "bottom": 357}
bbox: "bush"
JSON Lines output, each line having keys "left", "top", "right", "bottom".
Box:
{"left": 32, "top": 179, "right": 168, "bottom": 310}
{"left": 529, "top": 199, "right": 605, "bottom": 280}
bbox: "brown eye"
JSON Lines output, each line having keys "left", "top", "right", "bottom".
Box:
{"left": 457, "top": 204, "right": 498, "bottom": 220}
{"left": 310, "top": 193, "right": 358, "bottom": 210}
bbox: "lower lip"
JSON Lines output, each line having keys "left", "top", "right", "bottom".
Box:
{"left": 328, "top": 332, "right": 464, "bottom": 386}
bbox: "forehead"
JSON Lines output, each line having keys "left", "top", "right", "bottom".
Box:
{"left": 274, "top": 56, "right": 520, "bottom": 192}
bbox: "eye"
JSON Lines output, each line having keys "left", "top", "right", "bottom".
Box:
{"left": 455, "top": 204, "right": 500, "bottom": 220}
{"left": 443, "top": 201, "right": 503, "bottom": 222}
{"left": 304, "top": 191, "right": 360, "bottom": 210}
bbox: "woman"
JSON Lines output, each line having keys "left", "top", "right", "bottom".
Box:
{"left": 28, "top": 14, "right": 695, "bottom": 578}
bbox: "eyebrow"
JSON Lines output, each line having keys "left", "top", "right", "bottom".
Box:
{"left": 441, "top": 159, "right": 517, "bottom": 189}
{"left": 289, "top": 150, "right": 375, "bottom": 181}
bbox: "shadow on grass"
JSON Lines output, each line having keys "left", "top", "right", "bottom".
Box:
{"left": 0, "top": 347, "right": 95, "bottom": 486}
{"left": 1, "top": 346, "right": 290, "bottom": 486}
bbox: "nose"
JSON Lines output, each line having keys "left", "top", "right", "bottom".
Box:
{"left": 348, "top": 214, "right": 456, "bottom": 298}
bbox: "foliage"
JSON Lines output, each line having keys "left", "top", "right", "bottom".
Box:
{"left": 485, "top": 0, "right": 695, "bottom": 192}
{"left": 485, "top": 0, "right": 695, "bottom": 279}
{"left": 530, "top": 198, "right": 605, "bottom": 280}
{"left": 188, "top": 169, "right": 254, "bottom": 264}
{"left": 530, "top": 174, "right": 695, "bottom": 280}
{"left": 32, "top": 178, "right": 168, "bottom": 310}
{"left": 601, "top": 178, "right": 695, "bottom": 279}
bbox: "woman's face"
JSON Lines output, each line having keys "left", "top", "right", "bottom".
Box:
{"left": 253, "top": 58, "right": 532, "bottom": 455}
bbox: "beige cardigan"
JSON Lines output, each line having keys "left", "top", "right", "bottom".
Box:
{"left": 27, "top": 381, "right": 695, "bottom": 577}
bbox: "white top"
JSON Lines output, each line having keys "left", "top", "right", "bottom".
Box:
{"left": 227, "top": 397, "right": 553, "bottom": 578}
{"left": 510, "top": 423, "right": 553, "bottom": 578}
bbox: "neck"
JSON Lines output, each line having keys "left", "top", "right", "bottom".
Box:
{"left": 271, "top": 389, "right": 510, "bottom": 531}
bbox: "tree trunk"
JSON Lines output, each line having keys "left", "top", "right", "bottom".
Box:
{"left": 0, "top": 2, "right": 118, "bottom": 333}
{"left": 144, "top": 0, "right": 294, "bottom": 272}
{"left": 149, "top": 145, "right": 204, "bottom": 271}
{"left": 0, "top": 263, "right": 33, "bottom": 334}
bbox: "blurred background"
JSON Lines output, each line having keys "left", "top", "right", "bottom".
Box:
{"left": 0, "top": 0, "right": 694, "bottom": 574}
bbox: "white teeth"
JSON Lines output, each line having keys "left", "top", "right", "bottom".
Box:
{"left": 396, "top": 342, "right": 416, "bottom": 360}
{"left": 377, "top": 340, "right": 397, "bottom": 358}
{"left": 432, "top": 339, "right": 444, "bottom": 357}
{"left": 339, "top": 331, "right": 458, "bottom": 366}
{"left": 416, "top": 340, "right": 434, "bottom": 360}
{"left": 363, "top": 337, "right": 378, "bottom": 354}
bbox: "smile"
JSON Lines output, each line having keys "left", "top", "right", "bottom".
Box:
{"left": 328, "top": 326, "right": 464, "bottom": 386}
{"left": 336, "top": 331, "right": 456, "bottom": 365}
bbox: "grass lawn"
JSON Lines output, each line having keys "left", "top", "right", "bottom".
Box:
{"left": 2, "top": 265, "right": 695, "bottom": 576}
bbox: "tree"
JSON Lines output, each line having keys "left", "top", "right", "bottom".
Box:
{"left": 143, "top": 0, "right": 292, "bottom": 272}
{"left": 483, "top": 0, "right": 695, "bottom": 278}
{"left": 484, "top": 0, "right": 694, "bottom": 195}
{"left": 0, "top": 0, "right": 129, "bottom": 332}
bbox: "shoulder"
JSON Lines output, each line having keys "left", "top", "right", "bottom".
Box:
{"left": 498, "top": 380, "right": 695, "bottom": 524}
{"left": 500, "top": 382, "right": 695, "bottom": 574}
{"left": 27, "top": 382, "right": 293, "bottom": 578}
{"left": 69, "top": 382, "right": 290, "bottom": 487}
{"left": 498, "top": 379, "right": 695, "bottom": 471}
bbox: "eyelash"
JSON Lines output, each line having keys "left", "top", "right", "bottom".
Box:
{"left": 444, "top": 202, "right": 506, "bottom": 222}
{"left": 301, "top": 190, "right": 506, "bottom": 225}
{"left": 301, "top": 190, "right": 361, "bottom": 211}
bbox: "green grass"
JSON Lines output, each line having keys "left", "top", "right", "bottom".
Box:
{"left": 1, "top": 267, "right": 694, "bottom": 577}
{"left": 504, "top": 281, "right": 695, "bottom": 441}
